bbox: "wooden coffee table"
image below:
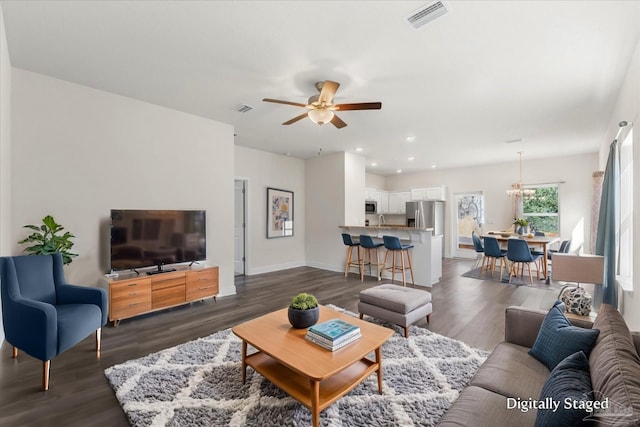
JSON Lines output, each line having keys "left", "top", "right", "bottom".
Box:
{"left": 232, "top": 305, "right": 394, "bottom": 427}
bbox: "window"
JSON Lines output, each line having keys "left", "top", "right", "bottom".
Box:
{"left": 523, "top": 185, "right": 559, "bottom": 234}
{"left": 618, "top": 128, "right": 633, "bottom": 288}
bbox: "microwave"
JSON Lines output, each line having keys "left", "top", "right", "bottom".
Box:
{"left": 365, "top": 201, "right": 377, "bottom": 214}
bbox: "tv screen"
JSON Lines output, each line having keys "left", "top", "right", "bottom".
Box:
{"left": 110, "top": 209, "right": 206, "bottom": 271}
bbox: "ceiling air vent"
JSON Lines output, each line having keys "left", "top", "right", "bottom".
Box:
{"left": 234, "top": 104, "right": 253, "bottom": 113}
{"left": 405, "top": 1, "right": 451, "bottom": 30}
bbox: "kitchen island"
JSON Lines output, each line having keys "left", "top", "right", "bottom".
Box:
{"left": 339, "top": 225, "right": 442, "bottom": 286}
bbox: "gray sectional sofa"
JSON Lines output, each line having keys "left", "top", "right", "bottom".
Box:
{"left": 438, "top": 304, "right": 640, "bottom": 426}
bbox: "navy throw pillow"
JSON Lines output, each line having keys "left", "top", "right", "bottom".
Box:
{"left": 535, "top": 351, "right": 593, "bottom": 427}
{"left": 529, "top": 301, "right": 600, "bottom": 370}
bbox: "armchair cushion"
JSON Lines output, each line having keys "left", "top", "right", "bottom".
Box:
{"left": 56, "top": 304, "right": 102, "bottom": 354}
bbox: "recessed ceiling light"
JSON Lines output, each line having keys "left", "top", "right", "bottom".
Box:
{"left": 371, "top": 162, "right": 377, "bottom": 167}
{"left": 406, "top": 136, "right": 416, "bottom": 143}
{"left": 408, "top": 156, "right": 415, "bottom": 161}
{"left": 285, "top": 152, "right": 291, "bottom": 156}
{"left": 356, "top": 147, "right": 363, "bottom": 152}
{"left": 431, "top": 164, "right": 437, "bottom": 168}
{"left": 396, "top": 169, "right": 403, "bottom": 174}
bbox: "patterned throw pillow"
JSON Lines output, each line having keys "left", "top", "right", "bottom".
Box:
{"left": 529, "top": 301, "right": 600, "bottom": 370}
{"left": 560, "top": 286, "right": 592, "bottom": 316}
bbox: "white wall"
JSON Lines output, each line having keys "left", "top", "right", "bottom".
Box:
{"left": 0, "top": 5, "right": 12, "bottom": 344}
{"left": 365, "top": 172, "right": 385, "bottom": 190}
{"left": 383, "top": 152, "right": 597, "bottom": 258}
{"left": 344, "top": 152, "right": 365, "bottom": 227}
{"left": 305, "top": 152, "right": 347, "bottom": 273}
{"left": 11, "top": 69, "right": 236, "bottom": 296}
{"left": 600, "top": 37, "right": 640, "bottom": 329}
{"left": 234, "top": 146, "right": 306, "bottom": 274}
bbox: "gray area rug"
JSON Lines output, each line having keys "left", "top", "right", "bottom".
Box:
{"left": 461, "top": 266, "right": 564, "bottom": 290}
{"left": 105, "top": 305, "right": 488, "bottom": 426}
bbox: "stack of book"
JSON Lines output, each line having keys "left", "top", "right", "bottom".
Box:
{"left": 305, "top": 318, "right": 361, "bottom": 351}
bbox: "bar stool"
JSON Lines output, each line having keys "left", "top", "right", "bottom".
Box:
{"left": 382, "top": 235, "right": 415, "bottom": 287}
{"left": 341, "top": 233, "right": 362, "bottom": 278}
{"left": 358, "top": 235, "right": 385, "bottom": 282}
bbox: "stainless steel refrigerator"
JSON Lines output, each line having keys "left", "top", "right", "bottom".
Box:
{"left": 406, "top": 200, "right": 445, "bottom": 235}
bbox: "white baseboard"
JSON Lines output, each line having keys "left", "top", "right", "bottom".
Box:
{"left": 247, "top": 260, "right": 306, "bottom": 275}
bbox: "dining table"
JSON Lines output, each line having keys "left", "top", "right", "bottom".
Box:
{"left": 481, "top": 233, "right": 560, "bottom": 280}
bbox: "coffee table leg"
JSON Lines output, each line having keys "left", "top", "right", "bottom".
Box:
{"left": 241, "top": 341, "right": 247, "bottom": 383}
{"left": 310, "top": 379, "right": 320, "bottom": 427}
{"left": 375, "top": 347, "right": 383, "bottom": 394}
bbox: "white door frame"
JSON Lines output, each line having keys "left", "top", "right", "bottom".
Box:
{"left": 234, "top": 179, "right": 247, "bottom": 275}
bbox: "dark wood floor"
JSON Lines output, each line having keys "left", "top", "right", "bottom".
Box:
{"left": 0, "top": 258, "right": 560, "bottom": 426}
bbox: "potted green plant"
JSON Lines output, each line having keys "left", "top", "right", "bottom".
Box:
{"left": 287, "top": 292, "right": 320, "bottom": 329}
{"left": 513, "top": 218, "right": 529, "bottom": 236}
{"left": 18, "top": 215, "right": 78, "bottom": 265}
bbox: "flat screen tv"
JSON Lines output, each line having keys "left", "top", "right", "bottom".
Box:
{"left": 110, "top": 209, "right": 206, "bottom": 273}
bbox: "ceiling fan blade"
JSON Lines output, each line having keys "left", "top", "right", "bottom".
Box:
{"left": 282, "top": 112, "right": 309, "bottom": 125}
{"left": 334, "top": 102, "right": 382, "bottom": 111}
{"left": 263, "top": 98, "right": 308, "bottom": 108}
{"left": 330, "top": 114, "right": 347, "bottom": 129}
{"left": 318, "top": 80, "right": 340, "bottom": 105}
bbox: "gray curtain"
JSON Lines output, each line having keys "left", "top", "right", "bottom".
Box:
{"left": 594, "top": 140, "right": 619, "bottom": 309}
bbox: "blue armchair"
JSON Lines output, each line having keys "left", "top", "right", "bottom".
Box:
{"left": 0, "top": 253, "right": 107, "bottom": 390}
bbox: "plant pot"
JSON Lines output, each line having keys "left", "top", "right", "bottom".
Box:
{"left": 288, "top": 306, "right": 319, "bottom": 329}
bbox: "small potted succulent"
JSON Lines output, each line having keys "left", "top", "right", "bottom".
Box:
{"left": 287, "top": 292, "right": 320, "bottom": 329}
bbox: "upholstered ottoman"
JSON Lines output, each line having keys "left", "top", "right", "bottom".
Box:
{"left": 358, "top": 283, "right": 432, "bottom": 337}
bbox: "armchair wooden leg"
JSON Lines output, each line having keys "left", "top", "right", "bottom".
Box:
{"left": 12, "top": 346, "right": 18, "bottom": 358}
{"left": 43, "top": 360, "right": 50, "bottom": 391}
{"left": 96, "top": 328, "right": 102, "bottom": 352}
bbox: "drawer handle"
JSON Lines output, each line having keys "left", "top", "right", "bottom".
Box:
{"left": 129, "top": 292, "right": 137, "bottom": 296}
{"left": 128, "top": 303, "right": 138, "bottom": 307}
{"left": 128, "top": 283, "right": 137, "bottom": 287}
{"left": 198, "top": 286, "right": 210, "bottom": 290}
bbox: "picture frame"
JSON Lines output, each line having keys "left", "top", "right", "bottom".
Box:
{"left": 267, "top": 187, "right": 294, "bottom": 238}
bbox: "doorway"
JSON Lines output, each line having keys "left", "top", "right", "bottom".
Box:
{"left": 234, "top": 180, "right": 246, "bottom": 276}
{"left": 452, "top": 191, "right": 484, "bottom": 259}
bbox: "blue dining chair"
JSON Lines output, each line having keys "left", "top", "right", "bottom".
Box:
{"left": 482, "top": 236, "right": 507, "bottom": 279}
{"left": 507, "top": 238, "right": 542, "bottom": 285}
{"left": 471, "top": 231, "right": 484, "bottom": 269}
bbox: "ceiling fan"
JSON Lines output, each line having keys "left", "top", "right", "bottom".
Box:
{"left": 262, "top": 80, "right": 382, "bottom": 129}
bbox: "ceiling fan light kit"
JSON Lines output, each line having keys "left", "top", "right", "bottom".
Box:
{"left": 263, "top": 79, "right": 382, "bottom": 129}
{"left": 308, "top": 109, "right": 334, "bottom": 125}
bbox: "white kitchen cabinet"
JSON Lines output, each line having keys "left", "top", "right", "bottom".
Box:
{"left": 379, "top": 191, "right": 389, "bottom": 214}
{"left": 425, "top": 186, "right": 446, "bottom": 201}
{"left": 410, "top": 186, "right": 447, "bottom": 201}
{"left": 387, "top": 191, "right": 410, "bottom": 214}
{"left": 410, "top": 188, "right": 426, "bottom": 201}
{"left": 365, "top": 188, "right": 379, "bottom": 201}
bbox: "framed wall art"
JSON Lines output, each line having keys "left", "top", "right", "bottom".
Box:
{"left": 267, "top": 187, "right": 294, "bottom": 238}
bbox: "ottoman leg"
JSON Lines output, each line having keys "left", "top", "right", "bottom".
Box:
{"left": 359, "top": 313, "right": 364, "bottom": 319}
{"left": 403, "top": 326, "right": 409, "bottom": 338}
{"left": 427, "top": 314, "right": 431, "bottom": 323}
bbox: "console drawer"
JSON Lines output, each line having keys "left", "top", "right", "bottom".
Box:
{"left": 186, "top": 268, "right": 219, "bottom": 301}
{"left": 152, "top": 284, "right": 186, "bottom": 309}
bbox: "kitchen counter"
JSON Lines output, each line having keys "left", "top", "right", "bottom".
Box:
{"left": 339, "top": 225, "right": 442, "bottom": 286}
{"left": 340, "top": 225, "right": 435, "bottom": 231}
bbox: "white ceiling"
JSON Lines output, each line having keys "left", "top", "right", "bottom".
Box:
{"left": 3, "top": 1, "right": 639, "bottom": 175}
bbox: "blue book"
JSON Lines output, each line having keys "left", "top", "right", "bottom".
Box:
{"left": 308, "top": 318, "right": 360, "bottom": 341}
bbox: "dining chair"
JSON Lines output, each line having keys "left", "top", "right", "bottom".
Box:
{"left": 481, "top": 236, "right": 507, "bottom": 279}
{"left": 507, "top": 238, "right": 542, "bottom": 285}
{"left": 471, "top": 231, "right": 484, "bottom": 269}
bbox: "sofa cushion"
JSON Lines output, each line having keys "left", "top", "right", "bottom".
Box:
{"left": 470, "top": 342, "right": 550, "bottom": 400}
{"left": 535, "top": 351, "right": 592, "bottom": 427}
{"left": 529, "top": 301, "right": 600, "bottom": 370}
{"left": 588, "top": 303, "right": 640, "bottom": 425}
{"left": 437, "top": 385, "right": 538, "bottom": 426}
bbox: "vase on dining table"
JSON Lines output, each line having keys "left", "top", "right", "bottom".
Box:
{"left": 516, "top": 225, "right": 529, "bottom": 236}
